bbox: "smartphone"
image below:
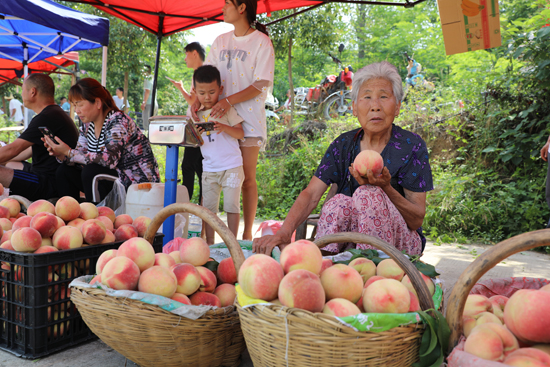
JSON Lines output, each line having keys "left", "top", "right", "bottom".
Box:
{"left": 38, "top": 126, "right": 58, "bottom": 144}
{"left": 195, "top": 122, "right": 216, "bottom": 132}
{"left": 165, "top": 76, "right": 176, "bottom": 82}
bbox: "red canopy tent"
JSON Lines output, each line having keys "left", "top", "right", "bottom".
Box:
{"left": 0, "top": 52, "right": 78, "bottom": 87}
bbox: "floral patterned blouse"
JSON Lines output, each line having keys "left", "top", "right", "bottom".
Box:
{"left": 314, "top": 124, "right": 434, "bottom": 197}
{"left": 66, "top": 110, "right": 160, "bottom": 189}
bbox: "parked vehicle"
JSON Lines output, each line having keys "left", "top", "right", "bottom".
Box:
{"left": 265, "top": 92, "right": 280, "bottom": 128}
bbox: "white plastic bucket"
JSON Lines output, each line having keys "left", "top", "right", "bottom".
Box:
{"left": 125, "top": 183, "right": 189, "bottom": 238}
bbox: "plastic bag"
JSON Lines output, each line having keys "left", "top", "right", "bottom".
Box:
{"left": 97, "top": 179, "right": 126, "bottom": 215}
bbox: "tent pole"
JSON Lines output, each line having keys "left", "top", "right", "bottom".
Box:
{"left": 23, "top": 45, "right": 29, "bottom": 129}
{"left": 101, "top": 46, "right": 108, "bottom": 86}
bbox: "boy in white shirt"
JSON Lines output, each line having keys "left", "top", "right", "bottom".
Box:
{"left": 194, "top": 65, "right": 245, "bottom": 244}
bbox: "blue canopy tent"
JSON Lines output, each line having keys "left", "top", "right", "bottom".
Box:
{"left": 0, "top": 0, "right": 109, "bottom": 124}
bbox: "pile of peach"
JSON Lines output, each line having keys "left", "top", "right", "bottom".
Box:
{"left": 238, "top": 239, "right": 436, "bottom": 316}
{"left": 461, "top": 286, "right": 550, "bottom": 366}
{"left": 0, "top": 196, "right": 152, "bottom": 253}
{"left": 92, "top": 237, "right": 237, "bottom": 308}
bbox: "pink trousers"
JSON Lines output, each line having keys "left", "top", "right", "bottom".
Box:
{"left": 315, "top": 185, "right": 422, "bottom": 255}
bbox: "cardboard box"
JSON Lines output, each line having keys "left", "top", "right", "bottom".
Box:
{"left": 437, "top": 0, "right": 501, "bottom": 55}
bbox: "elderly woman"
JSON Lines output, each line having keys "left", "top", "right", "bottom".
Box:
{"left": 253, "top": 61, "right": 433, "bottom": 256}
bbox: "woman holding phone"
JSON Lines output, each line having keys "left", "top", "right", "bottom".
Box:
{"left": 43, "top": 78, "right": 160, "bottom": 203}
{"left": 192, "top": 0, "right": 275, "bottom": 241}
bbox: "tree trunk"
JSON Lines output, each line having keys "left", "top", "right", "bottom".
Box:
{"left": 288, "top": 37, "right": 294, "bottom": 127}
{"left": 124, "top": 71, "right": 129, "bottom": 114}
{"left": 357, "top": 4, "right": 368, "bottom": 60}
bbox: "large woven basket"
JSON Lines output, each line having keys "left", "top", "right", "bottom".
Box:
{"left": 71, "top": 203, "right": 247, "bottom": 367}
{"left": 446, "top": 229, "right": 550, "bottom": 356}
{"left": 238, "top": 232, "right": 436, "bottom": 367}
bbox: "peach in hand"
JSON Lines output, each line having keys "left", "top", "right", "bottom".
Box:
{"left": 353, "top": 150, "right": 384, "bottom": 176}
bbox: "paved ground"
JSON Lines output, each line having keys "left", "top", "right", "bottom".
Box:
{"left": 2, "top": 219, "right": 550, "bottom": 367}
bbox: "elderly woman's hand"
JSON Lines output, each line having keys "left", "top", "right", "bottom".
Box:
{"left": 349, "top": 165, "right": 391, "bottom": 188}
{"left": 252, "top": 232, "right": 291, "bottom": 255}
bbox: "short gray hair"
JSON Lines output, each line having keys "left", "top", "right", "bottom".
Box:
{"left": 351, "top": 61, "right": 403, "bottom": 103}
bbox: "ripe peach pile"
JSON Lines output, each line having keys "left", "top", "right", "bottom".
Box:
{"left": 93, "top": 237, "right": 237, "bottom": 308}
{"left": 461, "top": 285, "right": 550, "bottom": 366}
{"left": 238, "top": 240, "right": 436, "bottom": 316}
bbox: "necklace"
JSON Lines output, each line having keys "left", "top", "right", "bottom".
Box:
{"left": 238, "top": 26, "right": 251, "bottom": 37}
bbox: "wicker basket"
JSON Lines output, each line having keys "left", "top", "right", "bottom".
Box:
{"left": 238, "top": 232, "right": 436, "bottom": 367}
{"left": 446, "top": 229, "right": 550, "bottom": 355}
{"left": 71, "top": 203, "right": 247, "bottom": 367}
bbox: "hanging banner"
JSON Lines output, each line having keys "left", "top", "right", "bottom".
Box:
{"left": 437, "top": 0, "right": 501, "bottom": 55}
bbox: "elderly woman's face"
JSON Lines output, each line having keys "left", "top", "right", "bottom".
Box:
{"left": 353, "top": 78, "right": 400, "bottom": 135}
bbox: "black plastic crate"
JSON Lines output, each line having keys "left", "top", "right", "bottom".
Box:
{"left": 0, "top": 233, "right": 164, "bottom": 358}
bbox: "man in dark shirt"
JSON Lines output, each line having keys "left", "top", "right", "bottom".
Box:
{"left": 0, "top": 74, "right": 79, "bottom": 200}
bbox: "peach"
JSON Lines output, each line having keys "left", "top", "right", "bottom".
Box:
{"left": 408, "top": 291, "right": 420, "bottom": 312}
{"left": 214, "top": 283, "right": 236, "bottom": 307}
{"left": 100, "top": 230, "right": 116, "bottom": 244}
{"left": 97, "top": 206, "right": 116, "bottom": 223}
{"left": 30, "top": 212, "right": 58, "bottom": 238}
{"left": 463, "top": 311, "right": 502, "bottom": 337}
{"left": 189, "top": 292, "right": 221, "bottom": 307}
{"left": 117, "top": 237, "right": 155, "bottom": 272}
{"left": 81, "top": 219, "right": 106, "bottom": 245}
{"left": 0, "top": 240, "right": 14, "bottom": 251}
{"left": 349, "top": 258, "right": 376, "bottom": 284}
{"left": 11, "top": 227, "right": 43, "bottom": 252}
{"left": 320, "top": 259, "right": 333, "bottom": 274}
{"left": 489, "top": 295, "right": 508, "bottom": 322}
{"left": 464, "top": 323, "right": 519, "bottom": 362}
{"left": 138, "top": 266, "right": 177, "bottom": 298}
{"left": 353, "top": 149, "right": 384, "bottom": 176}
{"left": 171, "top": 293, "right": 191, "bottom": 305}
{"left": 90, "top": 274, "right": 102, "bottom": 285}
{"left": 79, "top": 202, "right": 98, "bottom": 220}
{"left": 97, "top": 216, "right": 114, "bottom": 233}
{"left": 114, "top": 214, "right": 133, "bottom": 229}
{"left": 238, "top": 254, "right": 284, "bottom": 301}
{"left": 0, "top": 183, "right": 3, "bottom": 195}
{"left": 279, "top": 239, "right": 323, "bottom": 275}
{"left": 27, "top": 199, "right": 56, "bottom": 216}
{"left": 217, "top": 257, "right": 237, "bottom": 284}
{"left": 278, "top": 269, "right": 325, "bottom": 312}
{"left": 323, "top": 298, "right": 362, "bottom": 317}
{"left": 52, "top": 226, "right": 84, "bottom": 250}
{"left": 55, "top": 196, "right": 81, "bottom": 222}
{"left": 154, "top": 253, "right": 176, "bottom": 269}
{"left": 503, "top": 347, "right": 550, "bottom": 366}
{"left": 533, "top": 344, "right": 550, "bottom": 356}
{"left": 0, "top": 206, "right": 8, "bottom": 219}
{"left": 169, "top": 251, "right": 182, "bottom": 264}
{"left": 40, "top": 237, "right": 52, "bottom": 247}
{"left": 101, "top": 256, "right": 140, "bottom": 290}
{"left": 540, "top": 284, "right": 550, "bottom": 292}
{"left": 1, "top": 229, "right": 12, "bottom": 244}
{"left": 12, "top": 215, "right": 32, "bottom": 230}
{"left": 0, "top": 218, "right": 12, "bottom": 231}
{"left": 463, "top": 294, "right": 493, "bottom": 318}
{"left": 132, "top": 216, "right": 152, "bottom": 237}
{"left": 355, "top": 296, "right": 365, "bottom": 313}
{"left": 96, "top": 249, "right": 118, "bottom": 274}
{"left": 320, "top": 264, "right": 363, "bottom": 303}
{"left": 401, "top": 273, "right": 435, "bottom": 296}
{"left": 54, "top": 216, "right": 65, "bottom": 231}
{"left": 363, "top": 278, "right": 410, "bottom": 313}
{"left": 172, "top": 263, "right": 202, "bottom": 295}
{"left": 34, "top": 245, "right": 58, "bottom": 254}
{"left": 179, "top": 237, "right": 210, "bottom": 266}
{"left": 504, "top": 289, "right": 550, "bottom": 344}
{"left": 114, "top": 224, "right": 138, "bottom": 242}
{"left": 66, "top": 218, "right": 85, "bottom": 230}
{"left": 364, "top": 275, "right": 386, "bottom": 289}
{"left": 196, "top": 266, "right": 217, "bottom": 292}
{"left": 0, "top": 198, "right": 21, "bottom": 217}
{"left": 376, "top": 259, "right": 405, "bottom": 281}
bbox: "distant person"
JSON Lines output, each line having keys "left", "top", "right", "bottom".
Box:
{"left": 192, "top": 0, "right": 275, "bottom": 241}
{"left": 167, "top": 41, "right": 205, "bottom": 204}
{"left": 6, "top": 94, "right": 24, "bottom": 125}
{"left": 194, "top": 65, "right": 244, "bottom": 244}
{"left": 112, "top": 87, "right": 130, "bottom": 111}
{"left": 140, "top": 65, "right": 158, "bottom": 131}
{"left": 44, "top": 78, "right": 160, "bottom": 203}
{"left": 0, "top": 74, "right": 79, "bottom": 200}
{"left": 60, "top": 97, "right": 71, "bottom": 113}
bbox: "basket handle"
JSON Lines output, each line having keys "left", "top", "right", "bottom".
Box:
{"left": 446, "top": 229, "right": 550, "bottom": 354}
{"left": 314, "top": 232, "right": 435, "bottom": 312}
{"left": 143, "top": 203, "right": 245, "bottom": 274}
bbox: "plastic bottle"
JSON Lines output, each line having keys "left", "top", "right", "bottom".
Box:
{"left": 187, "top": 215, "right": 202, "bottom": 238}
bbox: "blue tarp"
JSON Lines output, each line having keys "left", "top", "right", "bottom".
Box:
{"left": 0, "top": 0, "right": 109, "bottom": 64}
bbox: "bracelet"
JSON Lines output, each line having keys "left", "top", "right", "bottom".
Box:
{"left": 225, "top": 98, "right": 234, "bottom": 108}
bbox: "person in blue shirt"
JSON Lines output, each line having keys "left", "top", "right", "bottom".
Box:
{"left": 60, "top": 97, "right": 70, "bottom": 114}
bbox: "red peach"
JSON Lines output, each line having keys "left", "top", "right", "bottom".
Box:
{"left": 114, "top": 214, "right": 133, "bottom": 229}
{"left": 464, "top": 323, "right": 519, "bottom": 362}
{"left": 322, "top": 298, "right": 362, "bottom": 317}
{"left": 1, "top": 229, "right": 12, "bottom": 244}
{"left": 408, "top": 291, "right": 420, "bottom": 312}
{"left": 55, "top": 196, "right": 81, "bottom": 222}
{"left": 97, "top": 216, "right": 114, "bottom": 233}
{"left": 54, "top": 216, "right": 65, "bottom": 231}
{"left": 169, "top": 251, "right": 182, "bottom": 264}
{"left": 117, "top": 237, "right": 155, "bottom": 272}
{"left": 353, "top": 149, "right": 384, "bottom": 176}
{"left": 217, "top": 257, "right": 237, "bottom": 284}
{"left": 79, "top": 202, "right": 98, "bottom": 220}
{"left": 540, "top": 284, "right": 550, "bottom": 292}
{"left": 0, "top": 206, "right": 8, "bottom": 219}
{"left": 90, "top": 274, "right": 102, "bottom": 285}
{"left": 489, "top": 295, "right": 508, "bottom": 322}
{"left": 320, "top": 259, "right": 333, "bottom": 274}
{"left": 214, "top": 283, "right": 236, "bottom": 307}
{"left": 463, "top": 294, "right": 493, "bottom": 318}
{"left": 401, "top": 273, "right": 435, "bottom": 296}
{"left": 179, "top": 237, "right": 210, "bottom": 266}
{"left": 0, "top": 218, "right": 12, "bottom": 231}
{"left": 15, "top": 213, "right": 25, "bottom": 219}
{"left": 96, "top": 249, "right": 118, "bottom": 274}
{"left": 376, "top": 259, "right": 405, "bottom": 281}
{"left": 11, "top": 227, "right": 43, "bottom": 252}
{"left": 320, "top": 264, "right": 363, "bottom": 303}
{"left": 364, "top": 275, "right": 386, "bottom": 289}
{"left": 114, "top": 224, "right": 138, "bottom": 242}
{"left": 97, "top": 206, "right": 116, "bottom": 223}
{"left": 0, "top": 198, "right": 21, "bottom": 217}
{"left": 363, "top": 278, "right": 410, "bottom": 313}
{"left": 189, "top": 292, "right": 221, "bottom": 307}
{"left": 34, "top": 245, "right": 58, "bottom": 254}
{"left": 463, "top": 311, "right": 502, "bottom": 337}
{"left": 101, "top": 256, "right": 141, "bottom": 290}
{"left": 279, "top": 239, "right": 323, "bottom": 275}
{"left": 27, "top": 199, "right": 55, "bottom": 216}
{"left": 0, "top": 240, "right": 14, "bottom": 251}
{"left": 100, "top": 230, "right": 116, "bottom": 244}
{"left": 238, "top": 254, "right": 284, "bottom": 301}
{"left": 30, "top": 212, "right": 58, "bottom": 238}
{"left": 138, "top": 266, "right": 177, "bottom": 298}
{"left": 504, "top": 289, "right": 550, "bottom": 344}
{"left": 171, "top": 293, "right": 191, "bottom": 305}
{"left": 503, "top": 347, "right": 550, "bottom": 366}
{"left": 132, "top": 216, "right": 152, "bottom": 237}
{"left": 278, "top": 269, "right": 325, "bottom": 312}
{"left": 52, "top": 226, "right": 84, "bottom": 250}
{"left": 12, "top": 215, "right": 32, "bottom": 230}
{"left": 349, "top": 257, "right": 377, "bottom": 284}
{"left": 154, "top": 253, "right": 176, "bottom": 269}
{"left": 533, "top": 344, "right": 550, "bottom": 356}
{"left": 0, "top": 183, "right": 3, "bottom": 195}
{"left": 81, "top": 219, "right": 106, "bottom": 245}
{"left": 66, "top": 218, "right": 85, "bottom": 230}
{"left": 196, "top": 266, "right": 217, "bottom": 292}
{"left": 172, "top": 263, "right": 201, "bottom": 295}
